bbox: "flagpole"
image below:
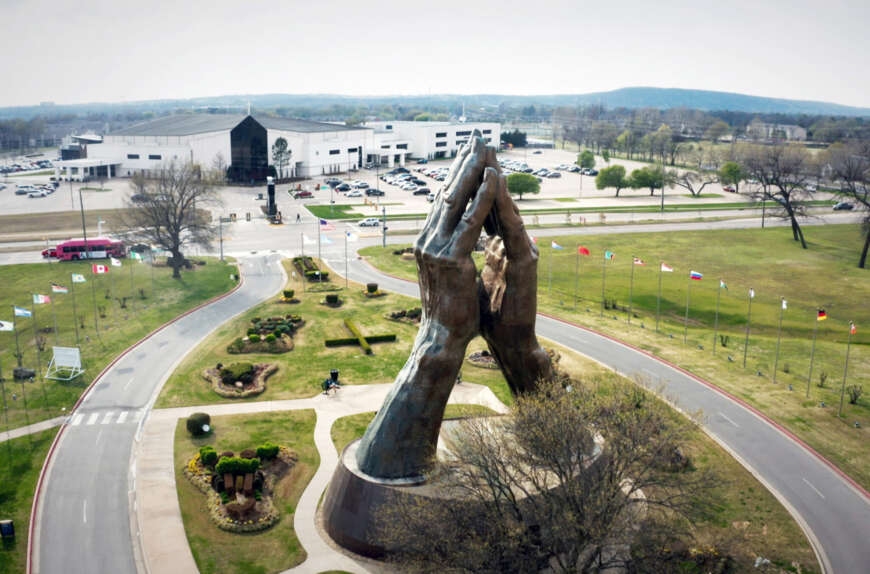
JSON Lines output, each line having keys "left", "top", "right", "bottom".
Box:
{"left": 547, "top": 246, "right": 553, "bottom": 295}
{"left": 806, "top": 311, "right": 820, "bottom": 398}
{"left": 71, "top": 275, "right": 80, "bottom": 346}
{"left": 713, "top": 281, "right": 722, "bottom": 355}
{"left": 573, "top": 246, "right": 580, "bottom": 310}
{"left": 0, "top": 359, "right": 13, "bottom": 470}
{"left": 150, "top": 248, "right": 156, "bottom": 295}
{"left": 90, "top": 266, "right": 100, "bottom": 338}
{"left": 773, "top": 299, "right": 785, "bottom": 384}
{"left": 31, "top": 296, "right": 49, "bottom": 406}
{"left": 300, "top": 232, "right": 306, "bottom": 294}
{"left": 316, "top": 218, "right": 321, "bottom": 264}
{"left": 628, "top": 256, "right": 635, "bottom": 324}
{"left": 743, "top": 288, "right": 753, "bottom": 368}
{"left": 683, "top": 273, "right": 691, "bottom": 344}
{"left": 109, "top": 262, "right": 116, "bottom": 328}
{"left": 48, "top": 286, "right": 58, "bottom": 346}
{"left": 838, "top": 324, "right": 854, "bottom": 417}
{"left": 656, "top": 262, "right": 662, "bottom": 333}
{"left": 344, "top": 230, "right": 349, "bottom": 290}
{"left": 12, "top": 306, "right": 22, "bottom": 367}
{"left": 600, "top": 252, "right": 607, "bottom": 317}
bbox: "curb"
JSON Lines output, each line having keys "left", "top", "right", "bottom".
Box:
{"left": 26, "top": 266, "right": 245, "bottom": 574}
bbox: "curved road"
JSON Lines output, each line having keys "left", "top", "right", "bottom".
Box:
{"left": 329, "top": 253, "right": 870, "bottom": 574}
{"left": 32, "top": 254, "right": 285, "bottom": 574}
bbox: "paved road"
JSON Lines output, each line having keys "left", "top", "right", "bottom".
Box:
{"left": 334, "top": 255, "right": 870, "bottom": 574}
{"left": 33, "top": 255, "right": 285, "bottom": 574}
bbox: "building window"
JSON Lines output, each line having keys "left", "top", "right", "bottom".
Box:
{"left": 396, "top": 144, "right": 408, "bottom": 150}
{"left": 435, "top": 132, "right": 447, "bottom": 138}
{"left": 483, "top": 129, "right": 492, "bottom": 134}
{"left": 385, "top": 125, "right": 393, "bottom": 130}
{"left": 148, "top": 154, "right": 161, "bottom": 160}
{"left": 347, "top": 148, "right": 357, "bottom": 153}
{"left": 455, "top": 130, "right": 472, "bottom": 137}
{"left": 435, "top": 142, "right": 447, "bottom": 148}
{"left": 381, "top": 145, "right": 390, "bottom": 149}
{"left": 485, "top": 138, "right": 492, "bottom": 143}
{"left": 329, "top": 149, "right": 340, "bottom": 155}
{"left": 127, "top": 153, "right": 139, "bottom": 159}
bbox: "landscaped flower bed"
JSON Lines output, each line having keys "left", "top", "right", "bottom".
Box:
{"left": 202, "top": 362, "right": 278, "bottom": 398}
{"left": 184, "top": 443, "right": 297, "bottom": 533}
{"left": 466, "top": 349, "right": 499, "bottom": 369}
{"left": 226, "top": 315, "right": 304, "bottom": 354}
{"left": 387, "top": 307, "right": 422, "bottom": 324}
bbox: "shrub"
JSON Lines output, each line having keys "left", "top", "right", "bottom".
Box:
{"left": 366, "top": 282, "right": 378, "bottom": 293}
{"left": 847, "top": 385, "right": 863, "bottom": 405}
{"left": 220, "top": 491, "right": 230, "bottom": 504}
{"left": 221, "top": 451, "right": 234, "bottom": 459}
{"left": 220, "top": 362, "right": 255, "bottom": 385}
{"left": 344, "top": 319, "right": 372, "bottom": 355}
{"left": 783, "top": 363, "right": 790, "bottom": 374}
{"left": 186, "top": 412, "right": 211, "bottom": 436}
{"left": 325, "top": 293, "right": 340, "bottom": 305}
{"left": 366, "top": 333, "right": 396, "bottom": 344}
{"left": 256, "top": 442, "right": 280, "bottom": 460}
{"left": 407, "top": 307, "right": 422, "bottom": 319}
{"left": 227, "top": 338, "right": 244, "bottom": 353}
{"left": 265, "top": 333, "right": 277, "bottom": 343}
{"left": 818, "top": 371, "right": 828, "bottom": 388}
{"left": 247, "top": 328, "right": 258, "bottom": 336}
{"left": 248, "top": 334, "right": 261, "bottom": 343}
{"left": 283, "top": 289, "right": 295, "bottom": 299}
{"left": 215, "top": 456, "right": 260, "bottom": 476}
{"left": 199, "top": 446, "right": 218, "bottom": 466}
{"left": 324, "top": 337, "right": 361, "bottom": 347}
{"left": 251, "top": 317, "right": 261, "bottom": 324}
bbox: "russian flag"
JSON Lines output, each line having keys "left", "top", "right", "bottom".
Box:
{"left": 690, "top": 270, "right": 703, "bottom": 280}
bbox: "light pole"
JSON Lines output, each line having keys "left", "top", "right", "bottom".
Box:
{"left": 381, "top": 206, "right": 387, "bottom": 248}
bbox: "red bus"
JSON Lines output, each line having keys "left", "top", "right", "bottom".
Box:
{"left": 43, "top": 238, "right": 126, "bottom": 261}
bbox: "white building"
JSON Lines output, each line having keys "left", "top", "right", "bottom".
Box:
{"left": 53, "top": 114, "right": 501, "bottom": 182}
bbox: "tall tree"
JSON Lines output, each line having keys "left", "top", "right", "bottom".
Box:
{"left": 718, "top": 161, "right": 745, "bottom": 193}
{"left": 506, "top": 172, "right": 540, "bottom": 200}
{"left": 119, "top": 162, "right": 220, "bottom": 278}
{"left": 629, "top": 165, "right": 666, "bottom": 196}
{"left": 577, "top": 149, "right": 595, "bottom": 169}
{"left": 595, "top": 165, "right": 627, "bottom": 197}
{"left": 742, "top": 143, "right": 817, "bottom": 249}
{"left": 668, "top": 170, "right": 717, "bottom": 197}
{"left": 705, "top": 120, "right": 730, "bottom": 143}
{"left": 828, "top": 142, "right": 870, "bottom": 267}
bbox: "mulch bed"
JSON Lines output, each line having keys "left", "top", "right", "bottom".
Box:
{"left": 202, "top": 363, "right": 278, "bottom": 398}
{"left": 466, "top": 350, "right": 500, "bottom": 369}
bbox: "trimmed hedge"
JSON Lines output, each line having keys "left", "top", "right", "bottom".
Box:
{"left": 283, "top": 289, "right": 295, "bottom": 299}
{"left": 366, "top": 334, "right": 397, "bottom": 344}
{"left": 324, "top": 337, "right": 360, "bottom": 347}
{"left": 215, "top": 456, "right": 260, "bottom": 476}
{"left": 344, "top": 319, "right": 372, "bottom": 354}
{"left": 305, "top": 270, "right": 329, "bottom": 282}
{"left": 325, "top": 333, "right": 396, "bottom": 348}
{"left": 199, "top": 445, "right": 218, "bottom": 466}
{"left": 256, "top": 442, "right": 280, "bottom": 460}
{"left": 325, "top": 293, "right": 340, "bottom": 305}
{"left": 220, "top": 362, "right": 254, "bottom": 385}
{"left": 366, "top": 282, "right": 378, "bottom": 293}
{"left": 186, "top": 412, "right": 211, "bottom": 436}
{"left": 265, "top": 333, "right": 277, "bottom": 343}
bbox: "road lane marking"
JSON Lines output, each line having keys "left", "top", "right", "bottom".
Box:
{"left": 802, "top": 477, "right": 826, "bottom": 500}
{"left": 70, "top": 414, "right": 84, "bottom": 426}
{"left": 101, "top": 412, "right": 114, "bottom": 425}
{"left": 123, "top": 378, "right": 135, "bottom": 390}
{"left": 86, "top": 413, "right": 99, "bottom": 425}
{"left": 117, "top": 411, "right": 129, "bottom": 424}
{"left": 719, "top": 412, "right": 740, "bottom": 428}
{"left": 83, "top": 499, "right": 87, "bottom": 524}
{"left": 95, "top": 429, "right": 103, "bottom": 444}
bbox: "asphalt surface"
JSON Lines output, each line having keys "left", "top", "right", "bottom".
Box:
{"left": 334, "top": 254, "right": 870, "bottom": 574}
{"left": 33, "top": 254, "right": 285, "bottom": 574}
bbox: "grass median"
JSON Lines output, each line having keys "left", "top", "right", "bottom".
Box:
{"left": 359, "top": 223, "right": 870, "bottom": 491}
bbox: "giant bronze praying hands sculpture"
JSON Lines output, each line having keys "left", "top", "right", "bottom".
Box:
{"left": 356, "top": 132, "right": 553, "bottom": 480}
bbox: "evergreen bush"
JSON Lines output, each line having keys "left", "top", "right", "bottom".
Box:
{"left": 186, "top": 412, "right": 211, "bottom": 436}
{"left": 256, "top": 442, "right": 280, "bottom": 460}
{"left": 220, "top": 362, "right": 255, "bottom": 385}
{"left": 248, "top": 334, "right": 261, "bottom": 343}
{"left": 366, "top": 282, "right": 378, "bottom": 293}
{"left": 199, "top": 445, "right": 218, "bottom": 466}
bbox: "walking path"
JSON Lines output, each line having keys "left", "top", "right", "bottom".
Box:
{"left": 0, "top": 415, "right": 65, "bottom": 444}
{"left": 136, "top": 382, "right": 507, "bottom": 574}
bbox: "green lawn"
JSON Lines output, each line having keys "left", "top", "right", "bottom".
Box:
{"left": 156, "top": 260, "right": 512, "bottom": 408}
{"left": 174, "top": 410, "right": 318, "bottom": 574}
{"left": 0, "top": 428, "right": 58, "bottom": 574}
{"left": 330, "top": 347, "right": 817, "bottom": 573}
{"left": 359, "top": 224, "right": 870, "bottom": 491}
{"left": 0, "top": 258, "right": 237, "bottom": 429}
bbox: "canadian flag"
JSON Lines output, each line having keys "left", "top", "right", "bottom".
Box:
{"left": 92, "top": 264, "right": 108, "bottom": 274}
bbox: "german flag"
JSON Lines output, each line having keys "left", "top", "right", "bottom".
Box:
{"left": 817, "top": 309, "right": 827, "bottom": 321}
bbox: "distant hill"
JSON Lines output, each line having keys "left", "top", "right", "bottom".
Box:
{"left": 2, "top": 87, "right": 869, "bottom": 119}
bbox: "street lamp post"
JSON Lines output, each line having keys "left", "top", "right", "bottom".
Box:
{"left": 382, "top": 206, "right": 387, "bottom": 248}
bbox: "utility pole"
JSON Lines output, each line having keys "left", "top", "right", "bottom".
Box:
{"left": 382, "top": 206, "right": 387, "bottom": 248}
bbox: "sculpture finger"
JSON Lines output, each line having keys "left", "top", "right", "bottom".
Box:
{"left": 438, "top": 131, "right": 487, "bottom": 237}
{"left": 492, "top": 173, "right": 535, "bottom": 260}
{"left": 451, "top": 167, "right": 499, "bottom": 257}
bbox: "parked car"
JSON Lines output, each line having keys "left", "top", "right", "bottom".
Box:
{"left": 416, "top": 158, "right": 428, "bottom": 164}
{"left": 833, "top": 201, "right": 855, "bottom": 211}
{"left": 293, "top": 190, "right": 314, "bottom": 199}
{"left": 15, "top": 186, "right": 36, "bottom": 195}
{"left": 723, "top": 186, "right": 737, "bottom": 193}
{"left": 427, "top": 192, "right": 436, "bottom": 202}
{"left": 28, "top": 190, "right": 48, "bottom": 198}
{"left": 359, "top": 217, "right": 380, "bottom": 227}
{"left": 324, "top": 177, "right": 341, "bottom": 186}
{"left": 586, "top": 169, "right": 598, "bottom": 176}
{"left": 413, "top": 187, "right": 430, "bottom": 195}
{"left": 335, "top": 183, "right": 351, "bottom": 192}
{"left": 365, "top": 188, "right": 385, "bottom": 197}
{"left": 346, "top": 189, "right": 363, "bottom": 198}
{"left": 568, "top": 166, "right": 581, "bottom": 173}
{"left": 533, "top": 150, "right": 542, "bottom": 154}
{"left": 547, "top": 172, "right": 561, "bottom": 178}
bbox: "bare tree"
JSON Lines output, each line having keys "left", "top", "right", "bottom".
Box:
{"left": 742, "top": 143, "right": 817, "bottom": 248}
{"left": 376, "top": 378, "right": 717, "bottom": 574}
{"left": 211, "top": 152, "right": 227, "bottom": 184}
{"left": 119, "top": 162, "right": 219, "bottom": 278}
{"left": 828, "top": 142, "right": 870, "bottom": 267}
{"left": 668, "top": 169, "right": 718, "bottom": 197}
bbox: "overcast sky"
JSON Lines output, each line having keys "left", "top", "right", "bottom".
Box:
{"left": 2, "top": 0, "right": 868, "bottom": 108}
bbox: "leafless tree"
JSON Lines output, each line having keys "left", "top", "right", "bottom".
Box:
{"left": 741, "top": 143, "right": 818, "bottom": 248}
{"left": 376, "top": 378, "right": 717, "bottom": 574}
{"left": 119, "top": 162, "right": 220, "bottom": 278}
{"left": 668, "top": 169, "right": 718, "bottom": 197}
{"left": 827, "top": 142, "right": 870, "bottom": 267}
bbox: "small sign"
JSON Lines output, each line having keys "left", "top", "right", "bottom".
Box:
{"left": 0, "top": 519, "right": 14, "bottom": 539}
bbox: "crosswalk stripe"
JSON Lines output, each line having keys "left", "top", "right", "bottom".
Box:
{"left": 101, "top": 412, "right": 114, "bottom": 425}
{"left": 117, "top": 411, "right": 128, "bottom": 424}
{"left": 86, "top": 413, "right": 99, "bottom": 425}
{"left": 71, "top": 414, "right": 84, "bottom": 426}
{"left": 131, "top": 411, "right": 142, "bottom": 422}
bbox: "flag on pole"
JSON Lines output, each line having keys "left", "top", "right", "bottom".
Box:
{"left": 661, "top": 262, "right": 674, "bottom": 272}
{"left": 551, "top": 241, "right": 564, "bottom": 250}
{"left": 51, "top": 283, "right": 68, "bottom": 294}
{"left": 531, "top": 236, "right": 537, "bottom": 244}
{"left": 577, "top": 246, "right": 590, "bottom": 256}
{"left": 633, "top": 257, "right": 646, "bottom": 266}
{"left": 72, "top": 273, "right": 86, "bottom": 283}
{"left": 92, "top": 264, "right": 108, "bottom": 274}
{"left": 850, "top": 322, "right": 857, "bottom": 335}
{"left": 32, "top": 293, "right": 51, "bottom": 304}
{"left": 320, "top": 235, "right": 333, "bottom": 245}
{"left": 14, "top": 306, "right": 32, "bottom": 317}
{"left": 110, "top": 257, "right": 122, "bottom": 267}
{"left": 749, "top": 288, "right": 755, "bottom": 299}
{"left": 720, "top": 280, "right": 727, "bottom": 290}
{"left": 782, "top": 299, "right": 788, "bottom": 310}
{"left": 0, "top": 320, "right": 13, "bottom": 331}
{"left": 817, "top": 309, "right": 827, "bottom": 321}
{"left": 131, "top": 251, "right": 143, "bottom": 261}
{"left": 604, "top": 250, "right": 615, "bottom": 260}
{"left": 346, "top": 231, "right": 359, "bottom": 242}
{"left": 319, "top": 219, "right": 335, "bottom": 231}
{"left": 689, "top": 271, "right": 703, "bottom": 280}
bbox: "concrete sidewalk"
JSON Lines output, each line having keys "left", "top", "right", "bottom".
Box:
{"left": 135, "top": 382, "right": 507, "bottom": 574}
{"left": 0, "top": 416, "right": 65, "bottom": 444}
